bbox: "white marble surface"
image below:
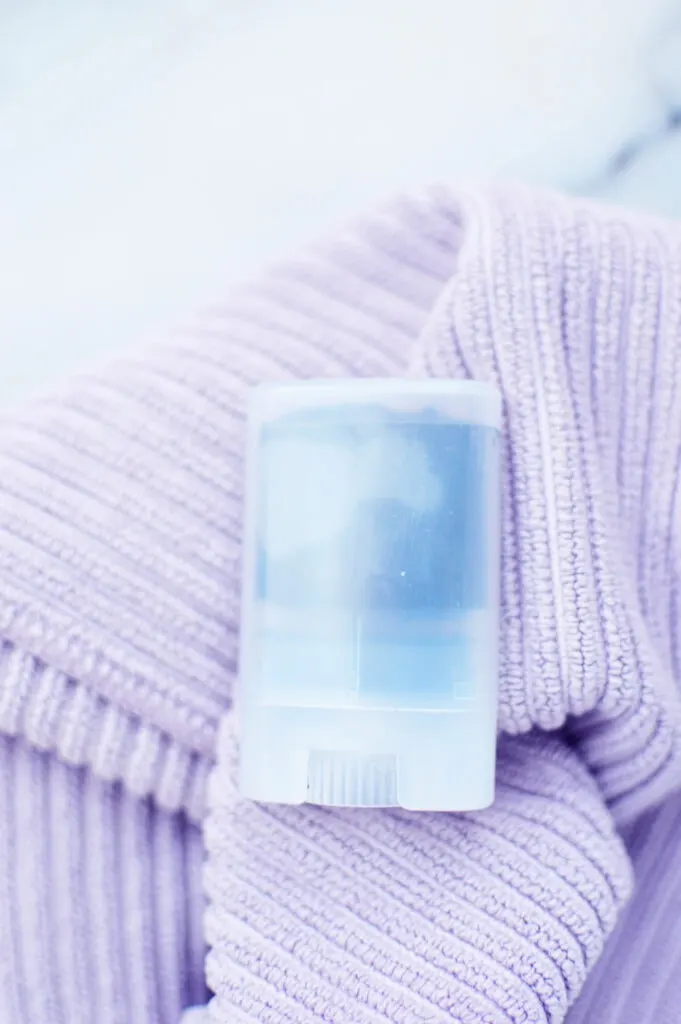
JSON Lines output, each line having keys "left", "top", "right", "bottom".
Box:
{"left": 1, "top": 0, "right": 681, "bottom": 407}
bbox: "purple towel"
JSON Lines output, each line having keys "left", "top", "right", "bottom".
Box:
{"left": 1, "top": 186, "right": 681, "bottom": 1023}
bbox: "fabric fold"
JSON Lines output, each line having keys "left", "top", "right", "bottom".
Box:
{"left": 0, "top": 733, "right": 207, "bottom": 1024}
{"left": 412, "top": 188, "right": 681, "bottom": 821}
{"left": 0, "top": 194, "right": 461, "bottom": 817}
{"left": 205, "top": 724, "right": 632, "bottom": 1024}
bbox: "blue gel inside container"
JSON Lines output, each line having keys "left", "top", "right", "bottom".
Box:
{"left": 256, "top": 407, "right": 492, "bottom": 706}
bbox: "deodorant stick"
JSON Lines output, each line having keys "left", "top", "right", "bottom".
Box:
{"left": 238, "top": 379, "right": 501, "bottom": 811}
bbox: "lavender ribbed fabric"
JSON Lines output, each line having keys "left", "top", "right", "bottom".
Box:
{"left": 2, "top": 186, "right": 681, "bottom": 1022}
{"left": 0, "top": 735, "right": 206, "bottom": 1023}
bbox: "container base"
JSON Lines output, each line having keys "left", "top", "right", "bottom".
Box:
{"left": 239, "top": 705, "right": 497, "bottom": 812}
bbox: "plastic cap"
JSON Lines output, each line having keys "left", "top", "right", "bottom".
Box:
{"left": 238, "top": 379, "right": 501, "bottom": 811}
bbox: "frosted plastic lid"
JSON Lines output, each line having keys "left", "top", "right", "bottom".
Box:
{"left": 238, "top": 379, "right": 501, "bottom": 811}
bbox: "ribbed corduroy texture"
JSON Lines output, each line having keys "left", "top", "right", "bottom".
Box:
{"left": 413, "top": 192, "right": 681, "bottom": 821}
{"left": 0, "top": 735, "right": 206, "bottom": 1023}
{"left": 1, "top": 187, "right": 681, "bottom": 1022}
{"left": 206, "top": 723, "right": 632, "bottom": 1024}
{"left": 569, "top": 790, "right": 681, "bottom": 1022}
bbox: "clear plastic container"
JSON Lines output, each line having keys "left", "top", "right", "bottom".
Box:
{"left": 238, "top": 379, "right": 501, "bottom": 811}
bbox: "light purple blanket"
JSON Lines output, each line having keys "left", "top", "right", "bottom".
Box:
{"left": 1, "top": 186, "right": 681, "bottom": 1023}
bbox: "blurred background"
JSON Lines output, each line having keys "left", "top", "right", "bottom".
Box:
{"left": 1, "top": 0, "right": 681, "bottom": 407}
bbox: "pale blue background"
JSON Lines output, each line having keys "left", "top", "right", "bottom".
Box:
{"left": 1, "top": 0, "right": 681, "bottom": 407}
